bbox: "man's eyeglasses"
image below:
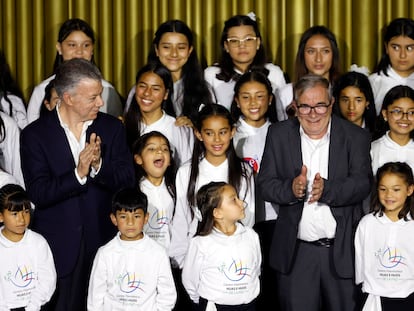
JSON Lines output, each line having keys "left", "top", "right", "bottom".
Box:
{"left": 296, "top": 103, "right": 331, "bottom": 115}
{"left": 387, "top": 109, "right": 414, "bottom": 120}
{"left": 226, "top": 36, "right": 257, "bottom": 47}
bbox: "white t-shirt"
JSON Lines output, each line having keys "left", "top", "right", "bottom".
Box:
{"left": 0, "top": 111, "right": 24, "bottom": 187}
{"left": 0, "top": 94, "right": 28, "bottom": 129}
{"left": 140, "top": 177, "right": 174, "bottom": 251}
{"left": 169, "top": 158, "right": 255, "bottom": 268}
{"left": 276, "top": 82, "right": 294, "bottom": 121}
{"left": 233, "top": 117, "right": 277, "bottom": 221}
{"left": 182, "top": 223, "right": 261, "bottom": 306}
{"left": 87, "top": 232, "right": 177, "bottom": 311}
{"left": 204, "top": 63, "right": 286, "bottom": 110}
{"left": 0, "top": 169, "right": 20, "bottom": 188}
{"left": 355, "top": 213, "right": 414, "bottom": 308}
{"left": 370, "top": 132, "right": 414, "bottom": 176}
{"left": 369, "top": 66, "right": 414, "bottom": 115}
{"left": 0, "top": 228, "right": 56, "bottom": 310}
{"left": 233, "top": 117, "right": 271, "bottom": 174}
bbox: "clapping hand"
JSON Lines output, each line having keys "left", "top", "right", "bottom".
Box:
{"left": 77, "top": 133, "right": 101, "bottom": 178}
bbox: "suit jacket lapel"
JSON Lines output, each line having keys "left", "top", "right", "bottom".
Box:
{"left": 328, "top": 115, "right": 345, "bottom": 181}
{"left": 289, "top": 118, "right": 303, "bottom": 174}
{"left": 49, "top": 110, "right": 77, "bottom": 168}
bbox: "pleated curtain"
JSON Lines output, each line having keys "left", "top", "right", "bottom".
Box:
{"left": 0, "top": 0, "right": 413, "bottom": 101}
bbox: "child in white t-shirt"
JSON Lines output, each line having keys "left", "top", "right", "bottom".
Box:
{"left": 0, "top": 184, "right": 56, "bottom": 310}
{"left": 182, "top": 181, "right": 261, "bottom": 310}
{"left": 355, "top": 162, "right": 414, "bottom": 310}
{"left": 132, "top": 131, "right": 177, "bottom": 251}
{"left": 87, "top": 188, "right": 177, "bottom": 310}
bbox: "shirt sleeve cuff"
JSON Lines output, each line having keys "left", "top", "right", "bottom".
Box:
{"left": 75, "top": 169, "right": 87, "bottom": 185}
{"left": 89, "top": 158, "right": 102, "bottom": 178}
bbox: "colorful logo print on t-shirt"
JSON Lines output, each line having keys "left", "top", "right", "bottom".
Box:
{"left": 222, "top": 258, "right": 251, "bottom": 282}
{"left": 148, "top": 209, "right": 169, "bottom": 230}
{"left": 10, "top": 265, "right": 35, "bottom": 288}
{"left": 119, "top": 272, "right": 145, "bottom": 293}
{"left": 377, "top": 247, "right": 407, "bottom": 269}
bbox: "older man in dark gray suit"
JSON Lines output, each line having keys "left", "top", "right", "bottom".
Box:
{"left": 258, "top": 74, "right": 372, "bottom": 311}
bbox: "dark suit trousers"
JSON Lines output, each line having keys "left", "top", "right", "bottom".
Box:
{"left": 276, "top": 240, "right": 358, "bottom": 311}
{"left": 253, "top": 220, "right": 279, "bottom": 310}
{"left": 381, "top": 292, "right": 414, "bottom": 311}
{"left": 44, "top": 237, "right": 88, "bottom": 311}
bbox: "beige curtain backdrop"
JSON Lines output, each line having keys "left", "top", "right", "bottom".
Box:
{"left": 1, "top": 0, "right": 414, "bottom": 102}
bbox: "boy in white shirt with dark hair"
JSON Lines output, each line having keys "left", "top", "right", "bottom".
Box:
{"left": 87, "top": 187, "right": 177, "bottom": 311}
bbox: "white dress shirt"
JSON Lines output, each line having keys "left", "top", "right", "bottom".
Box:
{"left": 297, "top": 122, "right": 337, "bottom": 241}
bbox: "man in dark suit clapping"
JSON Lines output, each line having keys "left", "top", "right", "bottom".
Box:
{"left": 20, "top": 58, "right": 135, "bottom": 311}
{"left": 258, "top": 74, "right": 372, "bottom": 311}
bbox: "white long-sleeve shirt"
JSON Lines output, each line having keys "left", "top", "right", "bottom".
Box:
{"left": 369, "top": 66, "right": 414, "bottom": 115}
{"left": 233, "top": 118, "right": 270, "bottom": 174}
{"left": 204, "top": 63, "right": 286, "bottom": 111}
{"left": 87, "top": 232, "right": 177, "bottom": 311}
{"left": 140, "top": 177, "right": 174, "bottom": 251}
{"left": 233, "top": 117, "right": 278, "bottom": 220}
{"left": 0, "top": 111, "right": 24, "bottom": 187}
{"left": 275, "top": 82, "right": 293, "bottom": 121}
{"left": 370, "top": 132, "right": 414, "bottom": 176}
{"left": 27, "top": 75, "right": 123, "bottom": 123}
{"left": 182, "top": 223, "right": 261, "bottom": 306}
{"left": 139, "top": 111, "right": 194, "bottom": 166}
{"left": 0, "top": 228, "right": 56, "bottom": 311}
{"left": 0, "top": 94, "right": 28, "bottom": 129}
{"left": 169, "top": 158, "right": 255, "bottom": 268}
{"left": 0, "top": 169, "right": 20, "bottom": 188}
{"left": 355, "top": 213, "right": 414, "bottom": 310}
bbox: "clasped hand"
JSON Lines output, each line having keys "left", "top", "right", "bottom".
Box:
{"left": 292, "top": 165, "right": 324, "bottom": 204}
{"left": 77, "top": 133, "right": 101, "bottom": 178}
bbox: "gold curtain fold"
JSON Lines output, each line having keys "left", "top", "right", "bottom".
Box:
{"left": 0, "top": 0, "right": 413, "bottom": 101}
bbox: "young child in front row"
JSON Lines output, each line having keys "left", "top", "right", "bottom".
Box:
{"left": 87, "top": 188, "right": 177, "bottom": 311}
{"left": 355, "top": 162, "right": 414, "bottom": 311}
{"left": 0, "top": 184, "right": 56, "bottom": 310}
{"left": 182, "top": 181, "right": 261, "bottom": 311}
{"left": 169, "top": 103, "right": 255, "bottom": 269}
{"left": 132, "top": 131, "right": 177, "bottom": 251}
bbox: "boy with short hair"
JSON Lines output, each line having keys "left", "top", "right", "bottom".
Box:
{"left": 87, "top": 188, "right": 177, "bottom": 310}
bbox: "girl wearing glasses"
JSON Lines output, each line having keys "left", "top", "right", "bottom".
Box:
{"left": 204, "top": 14, "right": 286, "bottom": 111}
{"left": 371, "top": 85, "right": 414, "bottom": 176}
{"left": 369, "top": 18, "right": 414, "bottom": 115}
{"left": 277, "top": 25, "right": 341, "bottom": 120}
